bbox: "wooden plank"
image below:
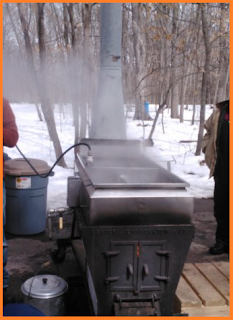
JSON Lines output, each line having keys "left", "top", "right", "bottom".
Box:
{"left": 212, "top": 261, "right": 229, "bottom": 280}
{"left": 195, "top": 263, "right": 229, "bottom": 306}
{"left": 181, "top": 305, "right": 230, "bottom": 317}
{"left": 175, "top": 276, "right": 202, "bottom": 309}
{"left": 182, "top": 263, "right": 225, "bottom": 307}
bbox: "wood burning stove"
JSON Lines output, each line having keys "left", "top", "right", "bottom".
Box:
{"left": 65, "top": 138, "right": 194, "bottom": 316}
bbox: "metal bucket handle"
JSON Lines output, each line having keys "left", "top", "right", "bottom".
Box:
{"left": 27, "top": 260, "right": 60, "bottom": 300}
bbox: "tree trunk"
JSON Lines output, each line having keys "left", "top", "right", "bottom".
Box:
{"left": 216, "top": 3, "right": 229, "bottom": 102}
{"left": 132, "top": 3, "right": 147, "bottom": 120}
{"left": 170, "top": 5, "right": 179, "bottom": 119}
{"left": 195, "top": 4, "right": 211, "bottom": 156}
{"left": 36, "top": 3, "right": 66, "bottom": 167}
{"left": 81, "top": 3, "right": 95, "bottom": 139}
{"left": 181, "top": 58, "right": 193, "bottom": 123}
{"left": 65, "top": 3, "right": 81, "bottom": 153}
{"left": 17, "top": 3, "right": 66, "bottom": 166}
{"left": 148, "top": 84, "right": 171, "bottom": 140}
{"left": 191, "top": 7, "right": 201, "bottom": 125}
{"left": 35, "top": 103, "right": 44, "bottom": 122}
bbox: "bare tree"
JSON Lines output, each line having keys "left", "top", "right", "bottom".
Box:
{"left": 132, "top": 3, "right": 148, "bottom": 120}
{"left": 195, "top": 4, "right": 211, "bottom": 156}
{"left": 169, "top": 4, "right": 180, "bottom": 119}
{"left": 214, "top": 3, "right": 229, "bottom": 102}
{"left": 17, "top": 3, "right": 66, "bottom": 167}
{"left": 65, "top": 3, "right": 81, "bottom": 151}
{"left": 81, "top": 3, "right": 96, "bottom": 138}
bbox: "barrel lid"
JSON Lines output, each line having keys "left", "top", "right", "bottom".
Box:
{"left": 21, "top": 274, "right": 68, "bottom": 299}
{"left": 4, "top": 158, "right": 51, "bottom": 176}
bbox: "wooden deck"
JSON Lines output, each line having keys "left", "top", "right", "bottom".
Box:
{"left": 174, "top": 262, "right": 230, "bottom": 317}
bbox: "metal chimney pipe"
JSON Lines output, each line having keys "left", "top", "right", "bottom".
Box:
{"left": 90, "top": 3, "right": 126, "bottom": 139}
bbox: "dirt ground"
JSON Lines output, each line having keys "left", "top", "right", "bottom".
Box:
{"left": 4, "top": 198, "right": 229, "bottom": 316}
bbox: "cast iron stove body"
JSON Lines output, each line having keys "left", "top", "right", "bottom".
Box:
{"left": 67, "top": 139, "right": 194, "bottom": 316}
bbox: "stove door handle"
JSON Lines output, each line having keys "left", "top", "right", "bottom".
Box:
{"left": 143, "top": 264, "right": 149, "bottom": 277}
{"left": 127, "top": 264, "right": 134, "bottom": 278}
{"left": 104, "top": 276, "right": 120, "bottom": 284}
{"left": 104, "top": 250, "right": 120, "bottom": 258}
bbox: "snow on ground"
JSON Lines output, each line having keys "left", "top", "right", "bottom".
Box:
{"left": 4, "top": 103, "right": 214, "bottom": 209}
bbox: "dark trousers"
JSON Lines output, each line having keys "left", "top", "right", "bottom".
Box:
{"left": 3, "top": 180, "right": 9, "bottom": 288}
{"left": 214, "top": 174, "right": 229, "bottom": 246}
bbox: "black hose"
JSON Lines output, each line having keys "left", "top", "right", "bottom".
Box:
{"left": 16, "top": 142, "right": 91, "bottom": 178}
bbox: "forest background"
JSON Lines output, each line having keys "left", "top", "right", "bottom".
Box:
{"left": 3, "top": 3, "right": 229, "bottom": 167}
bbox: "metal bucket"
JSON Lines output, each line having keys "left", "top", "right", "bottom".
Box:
{"left": 21, "top": 274, "right": 68, "bottom": 316}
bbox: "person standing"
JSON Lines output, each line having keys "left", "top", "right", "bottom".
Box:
{"left": 202, "top": 99, "right": 229, "bottom": 255}
{"left": 3, "top": 98, "right": 19, "bottom": 300}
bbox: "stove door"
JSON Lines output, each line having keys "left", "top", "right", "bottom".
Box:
{"left": 106, "top": 240, "right": 169, "bottom": 293}
{"left": 138, "top": 241, "right": 169, "bottom": 292}
{"left": 108, "top": 241, "right": 138, "bottom": 291}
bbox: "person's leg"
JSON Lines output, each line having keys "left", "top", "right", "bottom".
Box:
{"left": 3, "top": 180, "right": 9, "bottom": 289}
{"left": 210, "top": 175, "right": 229, "bottom": 254}
{"left": 215, "top": 209, "right": 229, "bottom": 247}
